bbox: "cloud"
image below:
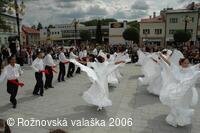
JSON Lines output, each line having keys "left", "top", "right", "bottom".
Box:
{"left": 87, "top": 5, "right": 108, "bottom": 16}
{"left": 132, "top": 0, "right": 149, "bottom": 10}
{"left": 21, "top": 0, "right": 198, "bottom": 26}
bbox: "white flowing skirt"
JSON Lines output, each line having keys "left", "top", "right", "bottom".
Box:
{"left": 147, "top": 74, "right": 162, "bottom": 96}
{"left": 160, "top": 83, "right": 198, "bottom": 127}
{"left": 108, "top": 71, "right": 119, "bottom": 85}
{"left": 82, "top": 82, "right": 112, "bottom": 108}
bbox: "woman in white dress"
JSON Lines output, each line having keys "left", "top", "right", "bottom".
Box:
{"left": 70, "top": 56, "right": 124, "bottom": 111}
{"left": 145, "top": 49, "right": 184, "bottom": 96}
{"left": 159, "top": 54, "right": 200, "bottom": 127}
{"left": 136, "top": 49, "right": 147, "bottom": 66}
{"left": 138, "top": 52, "right": 161, "bottom": 86}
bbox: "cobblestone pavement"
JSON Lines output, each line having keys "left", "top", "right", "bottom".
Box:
{"left": 0, "top": 64, "right": 200, "bottom": 133}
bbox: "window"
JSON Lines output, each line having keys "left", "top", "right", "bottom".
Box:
{"left": 4, "top": 37, "right": 7, "bottom": 44}
{"left": 143, "top": 29, "right": 150, "bottom": 35}
{"left": 169, "top": 18, "right": 178, "bottom": 23}
{"left": 187, "top": 29, "right": 193, "bottom": 33}
{"left": 169, "top": 30, "right": 176, "bottom": 34}
{"left": 191, "top": 17, "right": 194, "bottom": 22}
{"left": 155, "top": 29, "right": 162, "bottom": 34}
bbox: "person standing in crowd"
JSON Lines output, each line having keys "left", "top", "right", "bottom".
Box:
{"left": 2, "top": 47, "right": 10, "bottom": 65}
{"left": 67, "top": 48, "right": 78, "bottom": 78}
{"left": 32, "top": 51, "right": 46, "bottom": 96}
{"left": 92, "top": 46, "right": 98, "bottom": 56}
{"left": 0, "top": 119, "right": 11, "bottom": 133}
{"left": 27, "top": 47, "right": 33, "bottom": 65}
{"left": 83, "top": 47, "right": 87, "bottom": 58}
{"left": 0, "top": 55, "right": 24, "bottom": 108}
{"left": 79, "top": 47, "right": 84, "bottom": 59}
{"left": 58, "top": 47, "right": 69, "bottom": 82}
{"left": 43, "top": 48, "right": 56, "bottom": 89}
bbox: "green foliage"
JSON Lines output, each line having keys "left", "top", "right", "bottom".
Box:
{"left": 123, "top": 27, "right": 139, "bottom": 43}
{"left": 80, "top": 30, "right": 91, "bottom": 42}
{"left": 31, "top": 25, "right": 36, "bottom": 29}
{"left": 37, "top": 22, "right": 43, "bottom": 30}
{"left": 48, "top": 24, "right": 55, "bottom": 28}
{"left": 173, "top": 30, "right": 192, "bottom": 43}
{"left": 96, "top": 20, "right": 102, "bottom": 44}
{"left": 127, "top": 20, "right": 139, "bottom": 30}
{"left": 81, "top": 18, "right": 117, "bottom": 26}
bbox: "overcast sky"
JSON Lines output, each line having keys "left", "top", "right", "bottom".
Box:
{"left": 22, "top": 0, "right": 200, "bottom": 26}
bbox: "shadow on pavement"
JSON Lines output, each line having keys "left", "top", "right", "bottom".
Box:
{"left": 139, "top": 115, "right": 191, "bottom": 133}
{"left": 45, "top": 105, "right": 109, "bottom": 131}
{"left": 130, "top": 85, "right": 159, "bottom": 109}
{"left": 0, "top": 96, "right": 39, "bottom": 113}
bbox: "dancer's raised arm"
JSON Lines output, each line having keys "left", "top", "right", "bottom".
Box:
{"left": 159, "top": 52, "right": 171, "bottom": 66}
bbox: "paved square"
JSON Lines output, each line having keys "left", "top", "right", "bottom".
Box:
{"left": 0, "top": 64, "right": 200, "bottom": 133}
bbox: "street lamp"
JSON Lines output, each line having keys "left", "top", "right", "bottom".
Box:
{"left": 6, "top": 0, "right": 26, "bottom": 55}
{"left": 72, "top": 19, "right": 79, "bottom": 46}
{"left": 182, "top": 15, "right": 192, "bottom": 32}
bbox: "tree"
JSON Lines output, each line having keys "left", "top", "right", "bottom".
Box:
{"left": 31, "top": 25, "right": 36, "bottom": 29}
{"left": 37, "top": 22, "right": 43, "bottom": 30}
{"left": 81, "top": 18, "right": 117, "bottom": 26}
{"left": 173, "top": 30, "right": 192, "bottom": 43}
{"left": 127, "top": 21, "right": 139, "bottom": 30}
{"left": 96, "top": 20, "right": 102, "bottom": 44}
{"left": 80, "top": 30, "right": 91, "bottom": 42}
{"left": 123, "top": 27, "right": 139, "bottom": 43}
{"left": 48, "top": 24, "right": 55, "bottom": 28}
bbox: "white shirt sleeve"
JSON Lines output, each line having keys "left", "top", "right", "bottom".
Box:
{"left": 46, "top": 55, "right": 55, "bottom": 66}
{"left": 70, "top": 52, "right": 78, "bottom": 59}
{"left": 32, "top": 59, "right": 40, "bottom": 72}
{"left": 49, "top": 55, "right": 55, "bottom": 66}
{"left": 59, "top": 53, "right": 68, "bottom": 63}
{"left": 79, "top": 51, "right": 83, "bottom": 59}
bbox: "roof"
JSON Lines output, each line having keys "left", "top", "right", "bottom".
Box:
{"left": 140, "top": 16, "right": 164, "bottom": 23}
{"left": 164, "top": 9, "right": 199, "bottom": 14}
{"left": 22, "top": 26, "right": 39, "bottom": 34}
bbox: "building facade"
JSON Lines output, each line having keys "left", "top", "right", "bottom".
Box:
{"left": 22, "top": 26, "right": 40, "bottom": 46}
{"left": 140, "top": 13, "right": 165, "bottom": 47}
{"left": 139, "top": 2, "right": 200, "bottom": 47}
{"left": 109, "top": 21, "right": 127, "bottom": 45}
{"left": 163, "top": 9, "right": 199, "bottom": 46}
{"left": 0, "top": 13, "right": 22, "bottom": 47}
{"left": 40, "top": 21, "right": 130, "bottom": 45}
{"left": 40, "top": 23, "right": 110, "bottom": 45}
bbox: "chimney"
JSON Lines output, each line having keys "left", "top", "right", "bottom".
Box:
{"left": 153, "top": 12, "right": 156, "bottom": 18}
{"left": 149, "top": 15, "right": 152, "bottom": 19}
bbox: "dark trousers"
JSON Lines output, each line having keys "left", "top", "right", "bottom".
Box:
{"left": 58, "top": 62, "right": 66, "bottom": 81}
{"left": 7, "top": 80, "right": 18, "bottom": 106}
{"left": 67, "top": 62, "right": 75, "bottom": 77}
{"left": 33, "top": 72, "right": 44, "bottom": 95}
{"left": 76, "top": 67, "right": 81, "bottom": 74}
{"left": 45, "top": 66, "right": 53, "bottom": 88}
